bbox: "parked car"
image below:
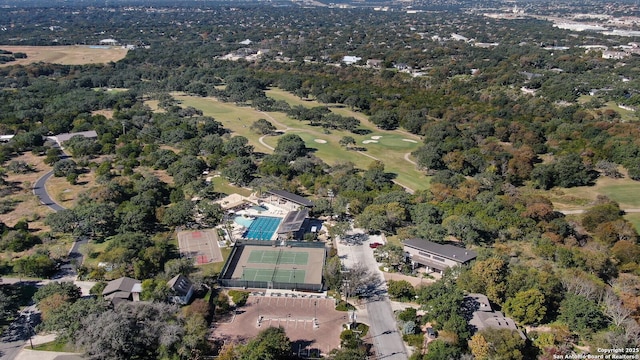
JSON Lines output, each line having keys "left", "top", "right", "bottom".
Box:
{"left": 369, "top": 242, "right": 382, "bottom": 249}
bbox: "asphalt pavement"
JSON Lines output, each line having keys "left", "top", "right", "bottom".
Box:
{"left": 336, "top": 230, "right": 408, "bottom": 360}
{"left": 32, "top": 171, "right": 65, "bottom": 212}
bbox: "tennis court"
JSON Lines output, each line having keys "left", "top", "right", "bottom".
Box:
{"left": 244, "top": 216, "right": 282, "bottom": 240}
{"left": 241, "top": 268, "right": 306, "bottom": 283}
{"left": 247, "top": 249, "right": 309, "bottom": 265}
{"left": 219, "top": 244, "right": 325, "bottom": 291}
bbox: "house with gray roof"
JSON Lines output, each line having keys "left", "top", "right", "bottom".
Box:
{"left": 167, "top": 274, "right": 194, "bottom": 305}
{"left": 465, "top": 293, "right": 526, "bottom": 340}
{"left": 403, "top": 238, "right": 477, "bottom": 274}
{"left": 102, "top": 276, "right": 142, "bottom": 305}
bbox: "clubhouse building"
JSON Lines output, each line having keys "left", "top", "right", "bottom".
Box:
{"left": 403, "top": 238, "right": 477, "bottom": 274}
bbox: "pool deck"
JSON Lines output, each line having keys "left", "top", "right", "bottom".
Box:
{"left": 231, "top": 203, "right": 289, "bottom": 241}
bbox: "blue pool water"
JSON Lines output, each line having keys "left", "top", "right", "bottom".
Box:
{"left": 244, "top": 216, "right": 282, "bottom": 240}
{"left": 234, "top": 216, "right": 254, "bottom": 228}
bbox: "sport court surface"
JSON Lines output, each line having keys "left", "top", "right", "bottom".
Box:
{"left": 230, "top": 246, "right": 324, "bottom": 287}
{"left": 244, "top": 216, "right": 282, "bottom": 240}
{"left": 177, "top": 229, "right": 224, "bottom": 265}
{"left": 211, "top": 295, "right": 343, "bottom": 356}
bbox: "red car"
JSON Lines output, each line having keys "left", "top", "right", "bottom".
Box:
{"left": 369, "top": 242, "right": 382, "bottom": 249}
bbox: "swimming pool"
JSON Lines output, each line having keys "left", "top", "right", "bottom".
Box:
{"left": 244, "top": 216, "right": 282, "bottom": 240}
{"left": 234, "top": 216, "right": 254, "bottom": 228}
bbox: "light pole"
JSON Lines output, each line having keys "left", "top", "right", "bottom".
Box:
{"left": 292, "top": 267, "right": 297, "bottom": 291}
{"left": 242, "top": 265, "right": 247, "bottom": 288}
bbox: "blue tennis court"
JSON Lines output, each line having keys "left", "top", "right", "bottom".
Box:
{"left": 244, "top": 216, "right": 282, "bottom": 240}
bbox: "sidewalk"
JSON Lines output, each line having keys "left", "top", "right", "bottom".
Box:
{"left": 14, "top": 334, "right": 82, "bottom": 360}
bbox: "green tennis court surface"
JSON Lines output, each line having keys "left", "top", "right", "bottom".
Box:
{"left": 247, "top": 250, "right": 309, "bottom": 265}
{"left": 242, "top": 268, "right": 306, "bottom": 283}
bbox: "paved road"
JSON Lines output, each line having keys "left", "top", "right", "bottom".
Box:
{"left": 1, "top": 168, "right": 87, "bottom": 360}
{"left": 559, "top": 208, "right": 640, "bottom": 215}
{"left": 32, "top": 171, "right": 65, "bottom": 212}
{"left": 336, "top": 230, "right": 408, "bottom": 360}
{"left": 0, "top": 305, "right": 38, "bottom": 360}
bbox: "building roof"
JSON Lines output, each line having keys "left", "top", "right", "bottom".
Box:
{"left": 167, "top": 274, "right": 193, "bottom": 297}
{"left": 277, "top": 209, "right": 309, "bottom": 234}
{"left": 404, "top": 238, "right": 477, "bottom": 263}
{"left": 266, "top": 190, "right": 314, "bottom": 207}
{"left": 214, "top": 193, "right": 253, "bottom": 210}
{"left": 465, "top": 294, "right": 526, "bottom": 340}
{"left": 102, "top": 276, "right": 141, "bottom": 297}
{"left": 51, "top": 130, "right": 98, "bottom": 147}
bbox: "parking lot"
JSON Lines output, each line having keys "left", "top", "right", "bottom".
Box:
{"left": 211, "top": 294, "right": 344, "bottom": 356}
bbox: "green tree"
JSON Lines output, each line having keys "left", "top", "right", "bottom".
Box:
{"left": 274, "top": 133, "right": 308, "bottom": 162}
{"left": 424, "top": 340, "right": 462, "bottom": 360}
{"left": 339, "top": 136, "right": 356, "bottom": 149}
{"left": 237, "top": 326, "right": 292, "bottom": 360}
{"left": 470, "top": 328, "right": 526, "bottom": 360}
{"left": 387, "top": 280, "right": 416, "bottom": 301}
{"left": 34, "top": 282, "right": 82, "bottom": 303}
{"left": 558, "top": 294, "right": 608, "bottom": 338}
{"left": 162, "top": 200, "right": 195, "bottom": 227}
{"left": 250, "top": 119, "right": 276, "bottom": 135}
{"left": 503, "top": 288, "right": 546, "bottom": 325}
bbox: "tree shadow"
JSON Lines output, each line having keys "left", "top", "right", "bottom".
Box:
{"left": 351, "top": 128, "right": 372, "bottom": 135}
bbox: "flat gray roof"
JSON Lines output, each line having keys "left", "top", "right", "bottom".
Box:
{"left": 277, "top": 209, "right": 309, "bottom": 234}
{"left": 404, "top": 238, "right": 477, "bottom": 263}
{"left": 267, "top": 190, "right": 314, "bottom": 207}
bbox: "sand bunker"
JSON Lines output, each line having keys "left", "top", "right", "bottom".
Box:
{"left": 314, "top": 139, "right": 327, "bottom": 144}
{"left": 371, "top": 136, "right": 383, "bottom": 140}
{"left": 362, "top": 140, "right": 379, "bottom": 144}
{"left": 402, "top": 139, "right": 418, "bottom": 143}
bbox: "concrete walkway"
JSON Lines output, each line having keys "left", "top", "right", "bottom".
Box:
{"left": 13, "top": 334, "right": 82, "bottom": 360}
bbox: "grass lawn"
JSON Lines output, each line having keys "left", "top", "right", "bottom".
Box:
{"left": 195, "top": 246, "right": 232, "bottom": 275}
{"left": 170, "top": 90, "right": 429, "bottom": 192}
{"left": 545, "top": 176, "right": 640, "bottom": 210}
{"left": 209, "top": 176, "right": 252, "bottom": 197}
{"left": 624, "top": 213, "right": 640, "bottom": 233}
{"left": 32, "top": 340, "right": 76, "bottom": 352}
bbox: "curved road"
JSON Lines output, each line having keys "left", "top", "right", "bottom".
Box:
{"left": 33, "top": 171, "right": 65, "bottom": 212}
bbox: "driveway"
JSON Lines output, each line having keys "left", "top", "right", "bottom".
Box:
{"left": 336, "top": 230, "right": 408, "bottom": 360}
{"left": 33, "top": 171, "right": 65, "bottom": 212}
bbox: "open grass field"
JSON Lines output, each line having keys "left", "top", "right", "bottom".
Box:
{"left": 209, "top": 176, "right": 252, "bottom": 197}
{"left": 171, "top": 90, "right": 429, "bottom": 192}
{"left": 0, "top": 45, "right": 128, "bottom": 67}
{"left": 0, "top": 153, "right": 53, "bottom": 230}
{"left": 46, "top": 170, "right": 97, "bottom": 208}
{"left": 543, "top": 175, "right": 640, "bottom": 211}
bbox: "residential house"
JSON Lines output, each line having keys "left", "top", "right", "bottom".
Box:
{"left": 167, "top": 274, "right": 194, "bottom": 305}
{"left": 465, "top": 293, "right": 527, "bottom": 340}
{"left": 403, "top": 238, "right": 477, "bottom": 274}
{"left": 102, "top": 277, "right": 142, "bottom": 305}
{"left": 367, "top": 59, "right": 384, "bottom": 68}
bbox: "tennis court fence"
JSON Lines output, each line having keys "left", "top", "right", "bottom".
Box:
{"left": 236, "top": 239, "right": 326, "bottom": 249}
{"left": 218, "top": 278, "right": 323, "bottom": 292}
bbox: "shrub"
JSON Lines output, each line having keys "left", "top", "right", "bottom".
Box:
{"left": 228, "top": 290, "right": 250, "bottom": 307}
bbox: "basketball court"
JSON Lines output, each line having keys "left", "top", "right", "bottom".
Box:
{"left": 177, "top": 229, "right": 224, "bottom": 265}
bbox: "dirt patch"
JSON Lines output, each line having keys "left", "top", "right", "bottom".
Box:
{"left": 382, "top": 272, "right": 434, "bottom": 287}
{"left": 0, "top": 153, "right": 53, "bottom": 229}
{"left": 92, "top": 109, "right": 115, "bottom": 119}
{"left": 212, "top": 295, "right": 342, "bottom": 356}
{"left": 0, "top": 45, "right": 128, "bottom": 67}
